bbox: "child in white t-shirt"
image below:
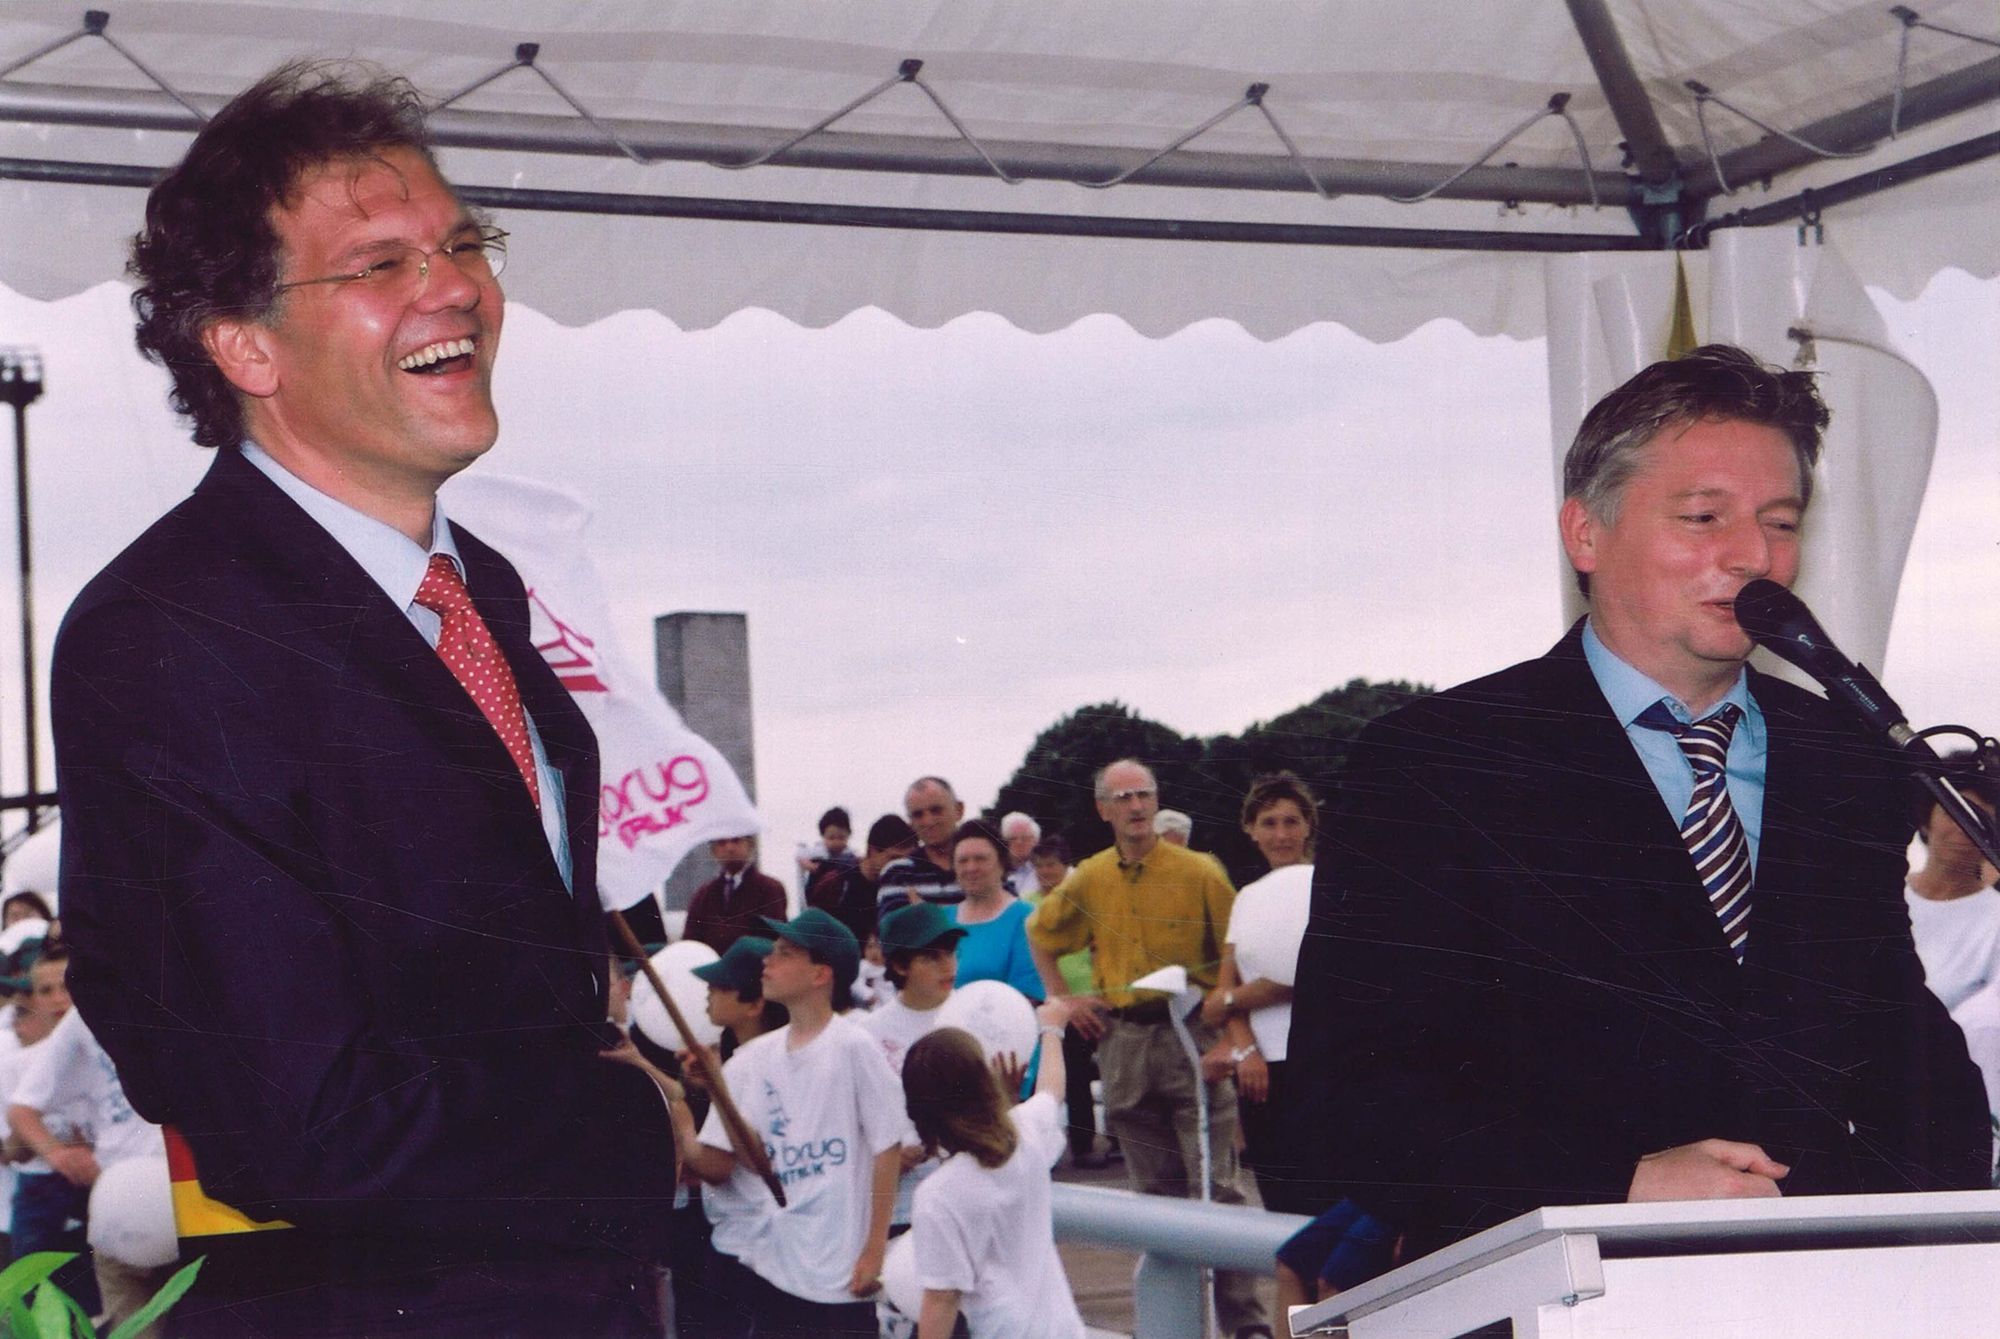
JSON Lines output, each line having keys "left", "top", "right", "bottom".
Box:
{"left": 862, "top": 902, "right": 965, "bottom": 1075}
{"left": 903, "top": 999, "right": 1085, "bottom": 1339}
{"left": 669, "top": 909, "right": 914, "bottom": 1337}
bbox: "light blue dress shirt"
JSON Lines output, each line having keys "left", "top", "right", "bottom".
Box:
{"left": 240, "top": 443, "right": 572, "bottom": 890}
{"left": 1581, "top": 619, "right": 1769, "bottom": 869}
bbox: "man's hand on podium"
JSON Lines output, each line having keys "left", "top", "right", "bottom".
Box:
{"left": 1627, "top": 1138, "right": 1790, "bottom": 1202}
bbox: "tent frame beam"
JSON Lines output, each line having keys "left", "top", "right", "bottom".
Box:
{"left": 15, "top": 130, "right": 1999, "bottom": 252}
{"left": 1696, "top": 127, "right": 2000, "bottom": 239}
{"left": 0, "top": 155, "right": 1651, "bottom": 252}
{"left": 1563, "top": 0, "right": 1679, "bottom": 188}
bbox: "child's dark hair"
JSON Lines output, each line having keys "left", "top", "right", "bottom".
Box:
{"left": 884, "top": 944, "right": 953, "bottom": 992}
{"left": 902, "top": 1027, "right": 1017, "bottom": 1169}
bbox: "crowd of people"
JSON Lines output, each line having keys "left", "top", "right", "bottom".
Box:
{"left": 641, "top": 763, "right": 1334, "bottom": 1338}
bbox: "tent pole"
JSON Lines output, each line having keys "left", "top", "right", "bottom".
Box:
{"left": 1562, "top": 0, "right": 1678, "bottom": 187}
{"left": 1693, "top": 129, "right": 2000, "bottom": 239}
{"left": 0, "top": 155, "right": 1654, "bottom": 253}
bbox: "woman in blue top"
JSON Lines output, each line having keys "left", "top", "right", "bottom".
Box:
{"left": 948, "top": 820, "right": 1044, "bottom": 1002}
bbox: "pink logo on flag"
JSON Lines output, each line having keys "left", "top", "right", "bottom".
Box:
{"left": 602, "top": 756, "right": 713, "bottom": 850}
{"left": 529, "top": 588, "right": 609, "bottom": 693}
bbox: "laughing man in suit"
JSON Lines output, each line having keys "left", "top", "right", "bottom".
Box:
{"left": 51, "top": 63, "right": 680, "bottom": 1336}
{"left": 1289, "top": 345, "right": 1990, "bottom": 1270}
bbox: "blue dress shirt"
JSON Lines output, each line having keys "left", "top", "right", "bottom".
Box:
{"left": 1581, "top": 619, "right": 1769, "bottom": 869}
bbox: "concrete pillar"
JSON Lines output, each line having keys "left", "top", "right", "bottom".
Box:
{"left": 655, "top": 612, "right": 756, "bottom": 912}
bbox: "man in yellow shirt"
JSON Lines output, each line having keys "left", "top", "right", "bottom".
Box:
{"left": 1028, "top": 759, "right": 1270, "bottom": 1339}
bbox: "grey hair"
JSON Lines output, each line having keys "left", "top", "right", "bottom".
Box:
{"left": 1093, "top": 758, "right": 1156, "bottom": 802}
{"left": 999, "top": 812, "right": 1041, "bottom": 841}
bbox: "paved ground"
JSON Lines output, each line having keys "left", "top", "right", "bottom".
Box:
{"left": 1053, "top": 1148, "right": 1279, "bottom": 1338}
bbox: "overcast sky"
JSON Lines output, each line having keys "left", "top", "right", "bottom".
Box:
{"left": 1, "top": 268, "right": 1995, "bottom": 886}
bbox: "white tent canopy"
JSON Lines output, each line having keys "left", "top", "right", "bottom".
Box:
{"left": 1, "top": 0, "right": 1998, "bottom": 340}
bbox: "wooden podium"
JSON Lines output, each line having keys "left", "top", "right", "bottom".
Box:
{"left": 1289, "top": 1189, "right": 2000, "bottom": 1338}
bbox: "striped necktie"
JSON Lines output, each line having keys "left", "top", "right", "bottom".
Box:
{"left": 1639, "top": 701, "right": 1752, "bottom": 963}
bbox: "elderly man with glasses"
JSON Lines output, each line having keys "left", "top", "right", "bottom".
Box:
{"left": 51, "top": 63, "right": 681, "bottom": 1337}
{"left": 1027, "top": 758, "right": 1272, "bottom": 1339}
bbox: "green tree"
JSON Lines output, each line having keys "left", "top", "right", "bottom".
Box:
{"left": 986, "top": 680, "right": 1428, "bottom": 884}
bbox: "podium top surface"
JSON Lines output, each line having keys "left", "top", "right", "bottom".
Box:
{"left": 1298, "top": 1188, "right": 2000, "bottom": 1329}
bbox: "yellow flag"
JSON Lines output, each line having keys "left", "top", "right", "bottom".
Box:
{"left": 1667, "top": 253, "right": 1698, "bottom": 359}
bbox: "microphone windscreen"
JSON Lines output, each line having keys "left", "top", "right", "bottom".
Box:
{"left": 1731, "top": 578, "right": 1809, "bottom": 644}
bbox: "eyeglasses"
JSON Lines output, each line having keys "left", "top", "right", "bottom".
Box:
{"left": 275, "top": 226, "right": 509, "bottom": 298}
{"left": 1106, "top": 788, "right": 1157, "bottom": 804}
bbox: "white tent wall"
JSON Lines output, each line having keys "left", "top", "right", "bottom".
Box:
{"left": 1545, "top": 228, "right": 1939, "bottom": 685}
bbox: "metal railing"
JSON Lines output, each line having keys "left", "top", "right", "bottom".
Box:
{"left": 1053, "top": 1182, "right": 1307, "bottom": 1338}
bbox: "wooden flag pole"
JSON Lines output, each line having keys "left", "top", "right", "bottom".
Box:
{"left": 610, "top": 911, "right": 787, "bottom": 1208}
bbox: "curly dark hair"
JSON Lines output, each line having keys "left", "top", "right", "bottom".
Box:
{"left": 1562, "top": 344, "right": 1830, "bottom": 595}
{"left": 128, "top": 61, "right": 434, "bottom": 448}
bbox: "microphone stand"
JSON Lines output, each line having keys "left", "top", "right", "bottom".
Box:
{"left": 1893, "top": 729, "right": 2000, "bottom": 871}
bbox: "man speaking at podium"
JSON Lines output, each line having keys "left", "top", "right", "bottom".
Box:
{"left": 1291, "top": 345, "right": 1990, "bottom": 1268}
{"left": 51, "top": 65, "right": 679, "bottom": 1334}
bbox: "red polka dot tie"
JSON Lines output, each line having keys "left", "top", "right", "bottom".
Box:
{"left": 413, "top": 553, "right": 541, "bottom": 811}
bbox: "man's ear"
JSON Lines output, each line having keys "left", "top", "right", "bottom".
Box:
{"left": 1558, "top": 496, "right": 1600, "bottom": 578}
{"left": 199, "top": 317, "right": 280, "bottom": 399}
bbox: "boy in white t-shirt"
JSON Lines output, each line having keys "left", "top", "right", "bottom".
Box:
{"left": 904, "top": 998, "right": 1085, "bottom": 1339}
{"left": 669, "top": 909, "right": 912, "bottom": 1337}
{"left": 862, "top": 903, "right": 964, "bottom": 1075}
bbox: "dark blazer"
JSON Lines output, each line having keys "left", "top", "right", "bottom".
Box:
{"left": 682, "top": 868, "right": 789, "bottom": 953}
{"left": 1289, "top": 623, "right": 1990, "bottom": 1259}
{"left": 51, "top": 448, "right": 679, "bottom": 1331}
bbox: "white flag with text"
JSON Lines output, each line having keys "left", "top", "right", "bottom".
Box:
{"left": 444, "top": 473, "right": 762, "bottom": 911}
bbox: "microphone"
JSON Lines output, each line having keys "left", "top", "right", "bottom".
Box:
{"left": 1731, "top": 579, "right": 1916, "bottom": 746}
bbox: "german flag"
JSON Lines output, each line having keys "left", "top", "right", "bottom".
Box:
{"left": 164, "top": 1126, "right": 293, "bottom": 1239}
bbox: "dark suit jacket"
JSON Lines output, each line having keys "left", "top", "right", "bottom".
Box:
{"left": 1289, "top": 623, "right": 1990, "bottom": 1259}
{"left": 51, "top": 448, "right": 678, "bottom": 1327}
{"left": 682, "top": 868, "right": 788, "bottom": 954}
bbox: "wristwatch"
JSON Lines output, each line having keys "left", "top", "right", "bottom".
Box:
{"left": 1229, "top": 1044, "right": 1259, "bottom": 1064}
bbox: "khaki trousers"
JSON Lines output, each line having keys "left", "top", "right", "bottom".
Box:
{"left": 1098, "top": 1016, "right": 1269, "bottom": 1336}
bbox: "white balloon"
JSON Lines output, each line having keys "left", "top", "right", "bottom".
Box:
{"left": 88, "top": 1156, "right": 178, "bottom": 1268}
{"left": 1227, "top": 863, "right": 1314, "bottom": 989}
{"left": 935, "top": 979, "right": 1038, "bottom": 1065}
{"left": 630, "top": 940, "right": 723, "bottom": 1049}
{"left": 880, "top": 1229, "right": 922, "bottom": 1322}
{"left": 0, "top": 918, "right": 49, "bottom": 958}
{"left": 0, "top": 819, "right": 59, "bottom": 910}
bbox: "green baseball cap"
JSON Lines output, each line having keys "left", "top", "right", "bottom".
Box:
{"left": 759, "top": 908, "right": 861, "bottom": 1000}
{"left": 877, "top": 902, "right": 966, "bottom": 958}
{"left": 692, "top": 936, "right": 775, "bottom": 994}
